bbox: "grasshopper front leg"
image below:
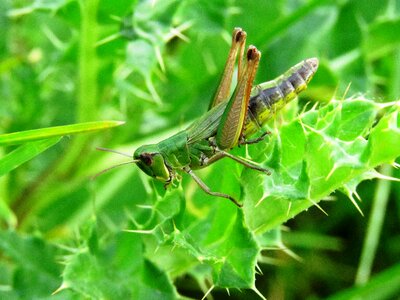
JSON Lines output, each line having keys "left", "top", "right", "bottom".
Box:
{"left": 239, "top": 130, "right": 271, "bottom": 145}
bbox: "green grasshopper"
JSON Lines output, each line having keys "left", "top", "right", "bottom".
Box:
{"left": 99, "top": 28, "right": 318, "bottom": 207}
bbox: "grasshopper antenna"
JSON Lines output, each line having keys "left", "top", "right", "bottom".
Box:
{"left": 92, "top": 147, "right": 138, "bottom": 179}
{"left": 91, "top": 160, "right": 138, "bottom": 180}
{"left": 96, "top": 147, "right": 132, "bottom": 158}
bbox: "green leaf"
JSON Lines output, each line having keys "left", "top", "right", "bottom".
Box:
{"left": 364, "top": 18, "right": 400, "bottom": 61}
{"left": 143, "top": 167, "right": 259, "bottom": 289}
{"left": 209, "top": 209, "right": 259, "bottom": 288}
{"left": 0, "top": 137, "right": 61, "bottom": 177}
{"left": 365, "top": 109, "right": 400, "bottom": 166}
{"left": 3, "top": 0, "right": 400, "bottom": 297}
{"left": 0, "top": 121, "right": 124, "bottom": 146}
{"left": 7, "top": 0, "right": 70, "bottom": 18}
{"left": 135, "top": 98, "right": 399, "bottom": 290}
{"left": 242, "top": 98, "right": 400, "bottom": 233}
{"left": 0, "top": 230, "right": 63, "bottom": 298}
{"left": 171, "top": 202, "right": 259, "bottom": 289}
{"left": 60, "top": 227, "right": 177, "bottom": 299}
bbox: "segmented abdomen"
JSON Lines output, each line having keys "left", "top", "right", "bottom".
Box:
{"left": 244, "top": 58, "right": 318, "bottom": 136}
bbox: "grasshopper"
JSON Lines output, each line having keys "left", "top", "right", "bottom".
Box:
{"left": 99, "top": 28, "right": 318, "bottom": 207}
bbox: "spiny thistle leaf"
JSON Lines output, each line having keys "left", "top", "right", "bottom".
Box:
{"left": 59, "top": 225, "right": 178, "bottom": 299}
{"left": 117, "top": 98, "right": 400, "bottom": 292}
{"left": 242, "top": 98, "right": 400, "bottom": 234}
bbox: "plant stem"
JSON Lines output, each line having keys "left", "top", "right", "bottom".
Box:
{"left": 355, "top": 46, "right": 400, "bottom": 285}
{"left": 355, "top": 164, "right": 392, "bottom": 285}
{"left": 54, "top": 0, "right": 100, "bottom": 175}
{"left": 13, "top": 0, "right": 100, "bottom": 225}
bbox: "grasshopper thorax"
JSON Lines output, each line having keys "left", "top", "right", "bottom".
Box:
{"left": 133, "top": 144, "right": 171, "bottom": 182}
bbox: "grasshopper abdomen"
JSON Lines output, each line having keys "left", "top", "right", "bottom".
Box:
{"left": 245, "top": 58, "right": 318, "bottom": 135}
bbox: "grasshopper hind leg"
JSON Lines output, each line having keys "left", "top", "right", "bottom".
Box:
{"left": 216, "top": 150, "right": 271, "bottom": 175}
{"left": 209, "top": 28, "right": 247, "bottom": 109}
{"left": 183, "top": 167, "right": 243, "bottom": 207}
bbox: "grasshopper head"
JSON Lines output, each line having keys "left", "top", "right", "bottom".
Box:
{"left": 134, "top": 144, "right": 170, "bottom": 182}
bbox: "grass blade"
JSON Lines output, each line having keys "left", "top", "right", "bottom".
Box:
{"left": 0, "top": 121, "right": 125, "bottom": 146}
{"left": 0, "top": 137, "right": 61, "bottom": 177}
{"left": 328, "top": 263, "right": 400, "bottom": 300}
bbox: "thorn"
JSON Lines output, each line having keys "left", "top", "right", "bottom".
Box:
{"left": 286, "top": 201, "right": 292, "bottom": 216}
{"left": 197, "top": 255, "right": 205, "bottom": 263}
{"left": 145, "top": 77, "right": 162, "bottom": 105}
{"left": 372, "top": 170, "right": 400, "bottom": 182}
{"left": 155, "top": 46, "right": 166, "bottom": 73}
{"left": 321, "top": 195, "right": 337, "bottom": 202}
{"left": 283, "top": 247, "right": 304, "bottom": 263}
{"left": 172, "top": 219, "right": 179, "bottom": 232}
{"left": 124, "top": 82, "right": 154, "bottom": 103}
{"left": 263, "top": 246, "right": 286, "bottom": 251}
{"left": 255, "top": 196, "right": 266, "bottom": 207}
{"left": 95, "top": 32, "right": 121, "bottom": 47}
{"left": 353, "top": 190, "right": 362, "bottom": 202}
{"left": 57, "top": 260, "right": 68, "bottom": 266}
{"left": 135, "top": 204, "right": 154, "bottom": 209}
{"left": 298, "top": 116, "right": 307, "bottom": 134}
{"left": 52, "top": 282, "right": 69, "bottom": 295}
{"left": 252, "top": 286, "right": 266, "bottom": 300}
{"left": 201, "top": 285, "right": 215, "bottom": 300}
{"left": 318, "top": 142, "right": 327, "bottom": 151}
{"left": 255, "top": 263, "right": 263, "bottom": 275}
{"left": 375, "top": 100, "right": 400, "bottom": 109}
{"left": 226, "top": 288, "right": 230, "bottom": 296}
{"left": 171, "top": 243, "right": 176, "bottom": 252}
{"left": 257, "top": 255, "right": 285, "bottom": 266}
{"left": 309, "top": 199, "right": 329, "bottom": 216}
{"left": 153, "top": 67, "right": 167, "bottom": 82}
{"left": 160, "top": 225, "right": 166, "bottom": 237}
{"left": 311, "top": 101, "right": 319, "bottom": 111}
{"left": 169, "top": 27, "right": 190, "bottom": 42}
{"left": 326, "top": 163, "right": 338, "bottom": 180}
{"left": 55, "top": 244, "right": 80, "bottom": 253}
{"left": 301, "top": 122, "right": 321, "bottom": 134}
{"left": 41, "top": 25, "right": 64, "bottom": 50}
{"left": 393, "top": 162, "right": 400, "bottom": 169}
{"left": 348, "top": 193, "right": 364, "bottom": 216}
{"left": 109, "top": 15, "right": 122, "bottom": 22}
{"left": 164, "top": 21, "right": 193, "bottom": 43}
{"left": 126, "top": 212, "right": 143, "bottom": 229}
{"left": 341, "top": 82, "right": 352, "bottom": 100}
{"left": 331, "top": 84, "right": 339, "bottom": 101}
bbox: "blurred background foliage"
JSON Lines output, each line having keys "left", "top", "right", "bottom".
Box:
{"left": 0, "top": 0, "right": 399, "bottom": 299}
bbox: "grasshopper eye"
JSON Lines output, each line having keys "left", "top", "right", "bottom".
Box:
{"left": 140, "top": 153, "right": 153, "bottom": 166}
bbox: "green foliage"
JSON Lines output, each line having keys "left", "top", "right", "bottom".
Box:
{"left": 60, "top": 227, "right": 177, "bottom": 299}
{"left": 0, "top": 230, "right": 73, "bottom": 299}
{"left": 327, "top": 263, "right": 400, "bottom": 300}
{"left": 0, "top": 138, "right": 60, "bottom": 178}
{"left": 1, "top": 0, "right": 400, "bottom": 299}
{"left": 0, "top": 121, "right": 123, "bottom": 146}
{"left": 243, "top": 99, "right": 399, "bottom": 233}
